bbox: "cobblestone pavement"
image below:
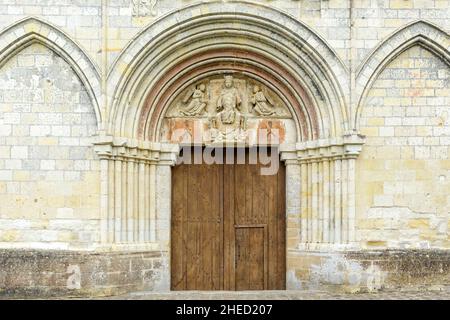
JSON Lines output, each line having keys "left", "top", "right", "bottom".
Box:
{"left": 110, "top": 289, "right": 450, "bottom": 300}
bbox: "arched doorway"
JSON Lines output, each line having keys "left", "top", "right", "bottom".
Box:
{"left": 161, "top": 71, "right": 293, "bottom": 290}
{"left": 97, "top": 2, "right": 363, "bottom": 291}
{"left": 171, "top": 147, "right": 286, "bottom": 290}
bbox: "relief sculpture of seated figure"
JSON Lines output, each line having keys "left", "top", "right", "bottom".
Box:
{"left": 217, "top": 75, "right": 242, "bottom": 123}
{"left": 211, "top": 75, "right": 246, "bottom": 142}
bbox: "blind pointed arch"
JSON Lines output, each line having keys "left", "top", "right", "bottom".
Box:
{"left": 0, "top": 17, "right": 103, "bottom": 127}
{"left": 356, "top": 20, "right": 450, "bottom": 128}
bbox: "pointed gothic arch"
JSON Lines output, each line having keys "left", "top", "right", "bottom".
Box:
{"left": 355, "top": 20, "right": 450, "bottom": 128}
{"left": 0, "top": 17, "right": 102, "bottom": 127}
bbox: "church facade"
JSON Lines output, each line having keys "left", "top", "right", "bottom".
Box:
{"left": 0, "top": 0, "right": 449, "bottom": 296}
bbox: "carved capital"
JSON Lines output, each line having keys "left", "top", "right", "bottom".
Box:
{"left": 92, "top": 135, "right": 179, "bottom": 165}
{"left": 280, "top": 150, "right": 298, "bottom": 164}
{"left": 343, "top": 132, "right": 366, "bottom": 158}
{"left": 295, "top": 133, "right": 366, "bottom": 162}
{"left": 92, "top": 135, "right": 114, "bottom": 159}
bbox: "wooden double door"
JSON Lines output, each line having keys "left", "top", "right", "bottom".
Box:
{"left": 171, "top": 150, "right": 286, "bottom": 290}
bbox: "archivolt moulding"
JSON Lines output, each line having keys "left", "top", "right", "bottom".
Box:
{"left": 0, "top": 17, "right": 102, "bottom": 127}
{"left": 107, "top": 1, "right": 350, "bottom": 143}
{"left": 355, "top": 20, "right": 450, "bottom": 129}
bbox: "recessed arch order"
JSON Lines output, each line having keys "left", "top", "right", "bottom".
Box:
{"left": 107, "top": 1, "right": 350, "bottom": 143}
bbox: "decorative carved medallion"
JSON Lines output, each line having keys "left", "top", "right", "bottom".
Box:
{"left": 131, "top": 0, "right": 158, "bottom": 17}
{"left": 163, "top": 73, "right": 292, "bottom": 144}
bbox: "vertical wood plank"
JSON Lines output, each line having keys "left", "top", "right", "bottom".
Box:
{"left": 279, "top": 161, "right": 286, "bottom": 289}
{"left": 171, "top": 148, "right": 286, "bottom": 291}
{"left": 171, "top": 164, "right": 186, "bottom": 290}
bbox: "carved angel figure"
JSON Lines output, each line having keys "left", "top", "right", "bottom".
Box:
{"left": 179, "top": 84, "right": 208, "bottom": 116}
{"left": 251, "top": 85, "right": 276, "bottom": 116}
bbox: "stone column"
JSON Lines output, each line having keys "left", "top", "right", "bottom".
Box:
{"left": 100, "top": 158, "right": 109, "bottom": 243}
{"left": 300, "top": 162, "right": 308, "bottom": 243}
{"left": 93, "top": 140, "right": 112, "bottom": 244}
{"left": 293, "top": 133, "right": 365, "bottom": 249}
{"left": 155, "top": 164, "right": 171, "bottom": 249}
{"left": 149, "top": 164, "right": 157, "bottom": 242}
{"left": 281, "top": 150, "right": 301, "bottom": 290}
{"left": 93, "top": 137, "right": 178, "bottom": 249}
{"left": 153, "top": 146, "right": 178, "bottom": 292}
{"left": 285, "top": 158, "right": 301, "bottom": 249}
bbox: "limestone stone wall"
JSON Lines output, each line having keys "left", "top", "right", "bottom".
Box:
{"left": 0, "top": 1, "right": 449, "bottom": 67}
{"left": 0, "top": 43, "right": 100, "bottom": 249}
{"left": 287, "top": 249, "right": 450, "bottom": 292}
{"left": 0, "top": 1, "right": 447, "bottom": 250}
{"left": 0, "top": 0, "right": 102, "bottom": 66}
{"left": 0, "top": 249, "right": 165, "bottom": 297}
{"left": 358, "top": 45, "right": 450, "bottom": 250}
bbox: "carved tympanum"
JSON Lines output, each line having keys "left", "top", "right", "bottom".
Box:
{"left": 163, "top": 73, "right": 292, "bottom": 144}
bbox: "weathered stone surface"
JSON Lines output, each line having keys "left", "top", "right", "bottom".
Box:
{"left": 0, "top": 249, "right": 165, "bottom": 298}
{"left": 287, "top": 249, "right": 450, "bottom": 293}
{"left": 358, "top": 46, "right": 450, "bottom": 250}
{"left": 107, "top": 289, "right": 450, "bottom": 300}
{"left": 0, "top": 43, "right": 100, "bottom": 249}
